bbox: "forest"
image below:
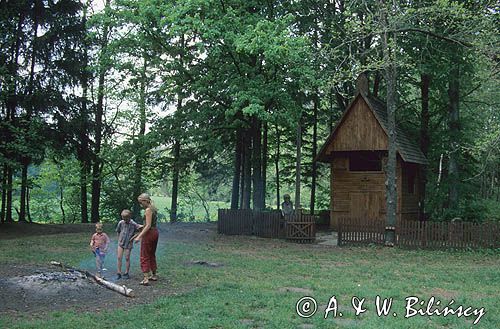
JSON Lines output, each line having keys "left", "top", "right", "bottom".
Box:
{"left": 1, "top": 0, "right": 499, "bottom": 225}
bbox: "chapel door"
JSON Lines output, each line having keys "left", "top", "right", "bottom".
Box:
{"left": 349, "top": 192, "right": 383, "bottom": 220}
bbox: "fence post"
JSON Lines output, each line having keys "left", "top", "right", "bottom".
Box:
{"left": 217, "top": 209, "right": 221, "bottom": 234}
{"left": 337, "top": 218, "right": 342, "bottom": 246}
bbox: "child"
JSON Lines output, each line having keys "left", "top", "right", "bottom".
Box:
{"left": 116, "top": 209, "right": 142, "bottom": 279}
{"left": 281, "top": 194, "right": 294, "bottom": 217}
{"left": 90, "top": 222, "right": 110, "bottom": 278}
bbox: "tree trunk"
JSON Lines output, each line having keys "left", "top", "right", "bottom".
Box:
{"left": 80, "top": 162, "right": 89, "bottom": 223}
{"left": 90, "top": 91, "right": 104, "bottom": 223}
{"left": 295, "top": 118, "right": 302, "bottom": 212}
{"left": 19, "top": 0, "right": 40, "bottom": 223}
{"left": 133, "top": 56, "right": 148, "bottom": 219}
{"left": 90, "top": 0, "right": 111, "bottom": 223}
{"left": 310, "top": 96, "right": 318, "bottom": 214}
{"left": 418, "top": 73, "right": 430, "bottom": 221}
{"left": 6, "top": 10, "right": 24, "bottom": 118}
{"left": 372, "top": 71, "right": 381, "bottom": 97}
{"left": 275, "top": 124, "right": 280, "bottom": 209}
{"left": 242, "top": 130, "right": 252, "bottom": 209}
{"left": 19, "top": 164, "right": 28, "bottom": 222}
{"left": 329, "top": 88, "right": 335, "bottom": 133}
{"left": 1, "top": 164, "right": 7, "bottom": 223}
{"left": 385, "top": 65, "right": 397, "bottom": 244}
{"left": 309, "top": 22, "right": 319, "bottom": 215}
{"left": 60, "top": 185, "right": 65, "bottom": 224}
{"left": 381, "top": 2, "right": 397, "bottom": 245}
{"left": 6, "top": 8, "right": 24, "bottom": 119}
{"left": 252, "top": 117, "right": 263, "bottom": 210}
{"left": 239, "top": 150, "right": 245, "bottom": 209}
{"left": 170, "top": 35, "right": 186, "bottom": 220}
{"left": 6, "top": 168, "right": 13, "bottom": 222}
{"left": 170, "top": 139, "right": 180, "bottom": 222}
{"left": 497, "top": 165, "right": 499, "bottom": 202}
{"left": 5, "top": 8, "right": 24, "bottom": 117}
{"left": 230, "top": 128, "right": 242, "bottom": 209}
{"left": 447, "top": 61, "right": 460, "bottom": 212}
{"left": 480, "top": 172, "right": 485, "bottom": 198}
{"left": 192, "top": 189, "right": 210, "bottom": 222}
{"left": 26, "top": 185, "right": 32, "bottom": 223}
{"left": 262, "top": 122, "right": 268, "bottom": 209}
{"left": 4, "top": 9, "right": 25, "bottom": 223}
{"left": 79, "top": 0, "right": 90, "bottom": 224}
{"left": 490, "top": 174, "right": 495, "bottom": 199}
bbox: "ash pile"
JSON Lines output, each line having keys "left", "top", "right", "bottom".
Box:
{"left": 9, "top": 270, "right": 89, "bottom": 294}
{"left": 0, "top": 268, "right": 116, "bottom": 315}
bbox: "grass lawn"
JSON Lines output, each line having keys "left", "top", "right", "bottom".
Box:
{"left": 0, "top": 223, "right": 498, "bottom": 329}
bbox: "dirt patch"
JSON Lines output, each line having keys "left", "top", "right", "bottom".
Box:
{"left": 297, "top": 324, "right": 315, "bottom": 329}
{"left": 239, "top": 318, "right": 266, "bottom": 329}
{"left": 8, "top": 270, "right": 88, "bottom": 291}
{"left": 279, "top": 287, "right": 313, "bottom": 294}
{"left": 186, "top": 260, "right": 224, "bottom": 267}
{"left": 0, "top": 264, "right": 120, "bottom": 317}
{"left": 160, "top": 222, "right": 217, "bottom": 243}
{"left": 0, "top": 222, "right": 95, "bottom": 239}
{"left": 0, "top": 263, "right": 185, "bottom": 319}
{"left": 427, "top": 287, "right": 459, "bottom": 300}
{"left": 0, "top": 221, "right": 218, "bottom": 241}
{"left": 0, "top": 222, "right": 218, "bottom": 319}
{"left": 240, "top": 319, "right": 255, "bottom": 325}
{"left": 319, "top": 262, "right": 349, "bottom": 270}
{"left": 0, "top": 221, "right": 331, "bottom": 319}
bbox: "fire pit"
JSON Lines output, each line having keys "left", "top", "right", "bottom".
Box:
{"left": 0, "top": 265, "right": 134, "bottom": 316}
{"left": 8, "top": 270, "right": 89, "bottom": 295}
{"left": 28, "top": 270, "right": 86, "bottom": 282}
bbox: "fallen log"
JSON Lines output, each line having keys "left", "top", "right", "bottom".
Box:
{"left": 50, "top": 261, "right": 134, "bottom": 297}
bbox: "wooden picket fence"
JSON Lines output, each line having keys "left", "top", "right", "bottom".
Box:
{"left": 337, "top": 217, "right": 386, "bottom": 246}
{"left": 217, "top": 209, "right": 255, "bottom": 235}
{"left": 217, "top": 209, "right": 315, "bottom": 243}
{"left": 397, "top": 220, "right": 500, "bottom": 249}
{"left": 338, "top": 217, "right": 500, "bottom": 249}
{"left": 253, "top": 211, "right": 284, "bottom": 238}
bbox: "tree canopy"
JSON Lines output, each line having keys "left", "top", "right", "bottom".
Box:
{"left": 1, "top": 0, "right": 498, "bottom": 224}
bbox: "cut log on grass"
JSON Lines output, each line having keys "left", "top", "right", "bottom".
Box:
{"left": 50, "top": 261, "right": 134, "bottom": 297}
{"left": 92, "top": 274, "right": 135, "bottom": 297}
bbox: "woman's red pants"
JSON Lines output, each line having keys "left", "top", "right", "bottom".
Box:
{"left": 140, "top": 228, "right": 159, "bottom": 273}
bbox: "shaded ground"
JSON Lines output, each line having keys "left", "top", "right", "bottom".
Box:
{"left": 0, "top": 221, "right": 338, "bottom": 319}
{"left": 0, "top": 222, "right": 95, "bottom": 239}
{"left": 0, "top": 221, "right": 218, "bottom": 318}
{"left": 1, "top": 222, "right": 498, "bottom": 328}
{"left": 0, "top": 264, "right": 122, "bottom": 318}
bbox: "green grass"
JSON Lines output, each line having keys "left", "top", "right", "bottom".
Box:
{"left": 0, "top": 227, "right": 499, "bottom": 328}
{"left": 0, "top": 233, "right": 90, "bottom": 265}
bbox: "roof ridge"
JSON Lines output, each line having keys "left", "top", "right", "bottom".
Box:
{"left": 316, "top": 92, "right": 428, "bottom": 165}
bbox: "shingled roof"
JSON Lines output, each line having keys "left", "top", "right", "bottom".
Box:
{"left": 316, "top": 92, "right": 429, "bottom": 165}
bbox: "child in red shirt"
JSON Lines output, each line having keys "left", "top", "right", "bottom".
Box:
{"left": 90, "top": 222, "right": 110, "bottom": 278}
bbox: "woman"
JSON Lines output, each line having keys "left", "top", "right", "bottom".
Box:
{"left": 134, "top": 192, "right": 159, "bottom": 285}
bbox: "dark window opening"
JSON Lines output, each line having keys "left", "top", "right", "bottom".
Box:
{"left": 349, "top": 152, "right": 382, "bottom": 171}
